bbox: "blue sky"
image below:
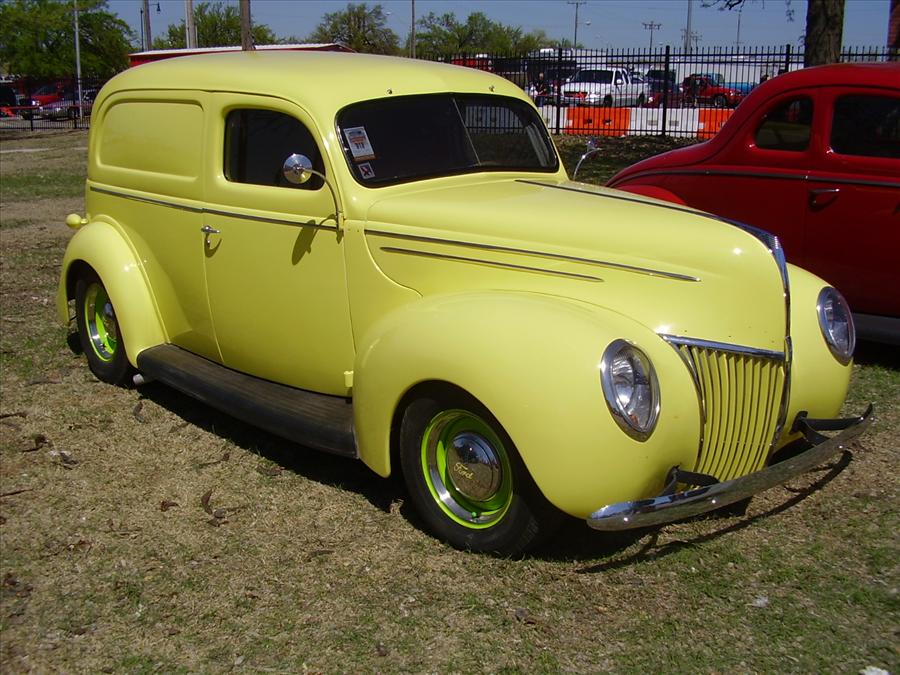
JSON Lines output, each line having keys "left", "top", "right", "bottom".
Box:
{"left": 109, "top": 0, "right": 893, "bottom": 51}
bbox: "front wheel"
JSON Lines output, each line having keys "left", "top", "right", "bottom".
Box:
{"left": 399, "top": 390, "right": 561, "bottom": 555}
{"left": 75, "top": 270, "right": 131, "bottom": 385}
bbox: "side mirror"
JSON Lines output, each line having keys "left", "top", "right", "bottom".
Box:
{"left": 280, "top": 153, "right": 344, "bottom": 230}
{"left": 573, "top": 137, "right": 601, "bottom": 179}
{"left": 283, "top": 153, "right": 314, "bottom": 185}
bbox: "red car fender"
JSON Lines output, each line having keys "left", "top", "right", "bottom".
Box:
{"left": 614, "top": 184, "right": 686, "bottom": 205}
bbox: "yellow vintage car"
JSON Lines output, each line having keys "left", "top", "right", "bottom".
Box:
{"left": 58, "top": 52, "right": 870, "bottom": 554}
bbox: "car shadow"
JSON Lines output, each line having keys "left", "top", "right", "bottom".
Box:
{"left": 854, "top": 339, "right": 900, "bottom": 370}
{"left": 133, "top": 381, "right": 404, "bottom": 516}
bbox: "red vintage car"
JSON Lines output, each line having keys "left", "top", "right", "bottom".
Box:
{"left": 607, "top": 63, "right": 900, "bottom": 344}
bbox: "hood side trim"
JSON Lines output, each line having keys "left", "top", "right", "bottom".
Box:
{"left": 366, "top": 228, "right": 699, "bottom": 282}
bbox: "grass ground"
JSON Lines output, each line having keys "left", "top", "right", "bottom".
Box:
{"left": 1, "top": 130, "right": 897, "bottom": 673}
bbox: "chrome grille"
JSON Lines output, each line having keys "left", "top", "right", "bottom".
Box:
{"left": 672, "top": 341, "right": 786, "bottom": 482}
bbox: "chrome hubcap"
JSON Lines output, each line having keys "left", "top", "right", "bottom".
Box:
{"left": 446, "top": 431, "right": 503, "bottom": 502}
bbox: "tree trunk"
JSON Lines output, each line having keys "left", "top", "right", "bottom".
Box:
{"left": 804, "top": 0, "right": 845, "bottom": 66}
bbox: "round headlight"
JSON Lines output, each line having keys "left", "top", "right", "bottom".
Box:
{"left": 600, "top": 340, "right": 660, "bottom": 441}
{"left": 817, "top": 287, "right": 855, "bottom": 365}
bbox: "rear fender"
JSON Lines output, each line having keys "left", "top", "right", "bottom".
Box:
{"left": 58, "top": 219, "right": 167, "bottom": 366}
{"left": 353, "top": 291, "right": 699, "bottom": 519}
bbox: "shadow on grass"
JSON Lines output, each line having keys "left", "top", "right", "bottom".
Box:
{"left": 133, "top": 380, "right": 405, "bottom": 517}
{"left": 854, "top": 340, "right": 900, "bottom": 370}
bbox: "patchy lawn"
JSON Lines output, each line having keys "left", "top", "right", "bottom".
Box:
{"left": 1, "top": 130, "right": 897, "bottom": 673}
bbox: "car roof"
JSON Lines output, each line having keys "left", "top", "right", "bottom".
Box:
{"left": 99, "top": 51, "right": 527, "bottom": 120}
{"left": 765, "top": 62, "right": 900, "bottom": 89}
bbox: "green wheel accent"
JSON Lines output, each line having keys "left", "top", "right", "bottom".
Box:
{"left": 420, "top": 409, "right": 514, "bottom": 529}
{"left": 83, "top": 282, "right": 118, "bottom": 362}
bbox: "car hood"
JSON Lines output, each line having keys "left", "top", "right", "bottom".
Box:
{"left": 363, "top": 178, "right": 788, "bottom": 352}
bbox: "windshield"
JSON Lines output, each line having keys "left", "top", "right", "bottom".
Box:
{"left": 571, "top": 70, "right": 614, "bottom": 84}
{"left": 337, "top": 93, "right": 558, "bottom": 186}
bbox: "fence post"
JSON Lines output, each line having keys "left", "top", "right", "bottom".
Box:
{"left": 784, "top": 43, "right": 792, "bottom": 73}
{"left": 554, "top": 46, "right": 563, "bottom": 135}
{"left": 661, "top": 45, "right": 671, "bottom": 138}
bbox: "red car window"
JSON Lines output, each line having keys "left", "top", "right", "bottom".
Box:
{"left": 830, "top": 94, "right": 900, "bottom": 159}
{"left": 755, "top": 96, "right": 814, "bottom": 151}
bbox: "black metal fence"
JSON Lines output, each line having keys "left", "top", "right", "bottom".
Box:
{"left": 1, "top": 45, "right": 896, "bottom": 135}
{"left": 433, "top": 44, "right": 897, "bottom": 137}
{"left": 0, "top": 77, "right": 106, "bottom": 132}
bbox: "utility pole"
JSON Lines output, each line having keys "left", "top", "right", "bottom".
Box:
{"left": 240, "top": 0, "right": 254, "bottom": 50}
{"left": 683, "top": 0, "right": 693, "bottom": 53}
{"left": 74, "top": 0, "right": 83, "bottom": 117}
{"left": 185, "top": 0, "right": 196, "bottom": 48}
{"left": 410, "top": 0, "right": 416, "bottom": 58}
{"left": 643, "top": 21, "right": 661, "bottom": 50}
{"left": 142, "top": 0, "right": 152, "bottom": 49}
{"left": 735, "top": 6, "right": 743, "bottom": 48}
{"left": 567, "top": 1, "right": 587, "bottom": 48}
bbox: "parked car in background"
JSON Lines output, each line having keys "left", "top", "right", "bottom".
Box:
{"left": 58, "top": 52, "right": 869, "bottom": 556}
{"left": 35, "top": 89, "right": 97, "bottom": 119}
{"left": 681, "top": 74, "right": 744, "bottom": 107}
{"left": 561, "top": 67, "right": 646, "bottom": 106}
{"left": 645, "top": 68, "right": 677, "bottom": 93}
{"left": 0, "top": 84, "right": 19, "bottom": 117}
{"left": 608, "top": 62, "right": 900, "bottom": 344}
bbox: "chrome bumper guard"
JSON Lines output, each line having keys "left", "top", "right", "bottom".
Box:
{"left": 587, "top": 405, "right": 874, "bottom": 531}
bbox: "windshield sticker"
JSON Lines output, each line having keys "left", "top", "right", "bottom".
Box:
{"left": 344, "top": 127, "right": 376, "bottom": 161}
{"left": 358, "top": 162, "right": 375, "bottom": 179}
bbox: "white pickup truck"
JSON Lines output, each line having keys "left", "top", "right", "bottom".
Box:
{"left": 560, "top": 67, "right": 646, "bottom": 107}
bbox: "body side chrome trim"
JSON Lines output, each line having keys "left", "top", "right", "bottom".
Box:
{"left": 615, "top": 168, "right": 900, "bottom": 190}
{"left": 366, "top": 228, "right": 699, "bottom": 282}
{"left": 379, "top": 246, "right": 604, "bottom": 282}
{"left": 89, "top": 186, "right": 339, "bottom": 231}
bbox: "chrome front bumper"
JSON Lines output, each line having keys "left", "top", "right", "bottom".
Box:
{"left": 587, "top": 405, "right": 874, "bottom": 531}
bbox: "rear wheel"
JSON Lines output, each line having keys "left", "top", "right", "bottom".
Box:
{"left": 75, "top": 270, "right": 131, "bottom": 385}
{"left": 713, "top": 94, "right": 727, "bottom": 108}
{"left": 603, "top": 95, "right": 613, "bottom": 107}
{"left": 399, "top": 389, "right": 560, "bottom": 555}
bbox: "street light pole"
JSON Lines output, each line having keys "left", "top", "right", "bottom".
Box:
{"left": 642, "top": 21, "right": 661, "bottom": 50}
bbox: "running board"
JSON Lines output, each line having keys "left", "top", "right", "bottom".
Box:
{"left": 136, "top": 344, "right": 356, "bottom": 458}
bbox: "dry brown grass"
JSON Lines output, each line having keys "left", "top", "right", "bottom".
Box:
{"left": 1, "top": 130, "right": 897, "bottom": 673}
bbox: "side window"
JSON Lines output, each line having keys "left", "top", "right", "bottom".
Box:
{"left": 754, "top": 97, "right": 813, "bottom": 151}
{"left": 224, "top": 109, "right": 324, "bottom": 189}
{"left": 830, "top": 94, "right": 900, "bottom": 159}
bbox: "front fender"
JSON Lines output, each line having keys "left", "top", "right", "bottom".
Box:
{"left": 353, "top": 291, "right": 700, "bottom": 519}
{"left": 57, "top": 219, "right": 167, "bottom": 366}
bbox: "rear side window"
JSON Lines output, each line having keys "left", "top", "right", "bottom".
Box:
{"left": 830, "top": 94, "right": 900, "bottom": 159}
{"left": 755, "top": 97, "right": 813, "bottom": 151}
{"left": 224, "top": 109, "right": 323, "bottom": 189}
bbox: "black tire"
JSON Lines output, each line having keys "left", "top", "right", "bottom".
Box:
{"left": 714, "top": 95, "right": 727, "bottom": 108}
{"left": 603, "top": 95, "right": 613, "bottom": 107}
{"left": 636, "top": 93, "right": 645, "bottom": 106}
{"left": 75, "top": 270, "right": 131, "bottom": 385}
{"left": 399, "top": 388, "right": 561, "bottom": 555}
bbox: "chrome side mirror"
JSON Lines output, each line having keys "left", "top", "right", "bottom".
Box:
{"left": 283, "top": 153, "right": 314, "bottom": 185}
{"left": 280, "top": 153, "right": 344, "bottom": 230}
{"left": 573, "top": 137, "right": 602, "bottom": 179}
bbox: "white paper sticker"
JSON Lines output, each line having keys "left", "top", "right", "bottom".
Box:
{"left": 344, "top": 126, "right": 376, "bottom": 161}
{"left": 358, "top": 162, "right": 375, "bottom": 179}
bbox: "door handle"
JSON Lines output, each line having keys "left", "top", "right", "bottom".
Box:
{"left": 200, "top": 225, "right": 220, "bottom": 235}
{"left": 808, "top": 187, "right": 840, "bottom": 209}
